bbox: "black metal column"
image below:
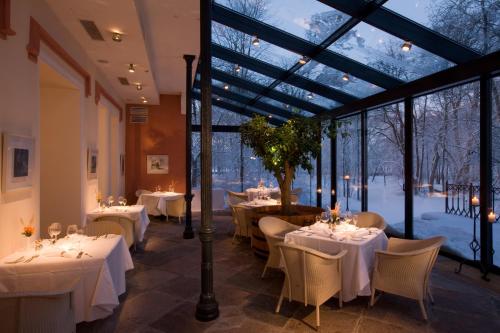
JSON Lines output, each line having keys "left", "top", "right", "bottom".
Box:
{"left": 404, "top": 97, "right": 414, "bottom": 239}
{"left": 331, "top": 120, "right": 337, "bottom": 207}
{"left": 196, "top": 0, "right": 219, "bottom": 322}
{"left": 183, "top": 54, "right": 195, "bottom": 240}
{"left": 361, "top": 110, "right": 368, "bottom": 212}
{"left": 316, "top": 126, "right": 322, "bottom": 207}
{"left": 479, "top": 75, "right": 493, "bottom": 279}
{"left": 240, "top": 139, "right": 244, "bottom": 192}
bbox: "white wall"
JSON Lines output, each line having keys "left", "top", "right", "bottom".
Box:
{"left": 0, "top": 0, "right": 125, "bottom": 257}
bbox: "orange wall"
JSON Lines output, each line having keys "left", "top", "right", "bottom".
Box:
{"left": 125, "top": 94, "right": 186, "bottom": 203}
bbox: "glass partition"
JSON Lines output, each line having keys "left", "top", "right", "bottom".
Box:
{"left": 336, "top": 114, "right": 362, "bottom": 212}
{"left": 367, "top": 103, "right": 405, "bottom": 236}
{"left": 321, "top": 126, "right": 332, "bottom": 209}
{"left": 492, "top": 76, "right": 500, "bottom": 267}
{"left": 413, "top": 81, "right": 481, "bottom": 260}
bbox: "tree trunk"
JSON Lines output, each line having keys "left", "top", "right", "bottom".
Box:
{"left": 277, "top": 162, "right": 294, "bottom": 215}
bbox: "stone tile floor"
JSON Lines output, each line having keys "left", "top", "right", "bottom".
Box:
{"left": 77, "top": 213, "right": 500, "bottom": 333}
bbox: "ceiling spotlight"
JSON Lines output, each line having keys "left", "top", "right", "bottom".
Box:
{"left": 223, "top": 84, "right": 230, "bottom": 90}
{"left": 142, "top": 99, "right": 148, "bottom": 104}
{"left": 111, "top": 32, "right": 122, "bottom": 42}
{"left": 401, "top": 41, "right": 412, "bottom": 52}
{"left": 252, "top": 36, "right": 260, "bottom": 46}
{"left": 216, "top": 97, "right": 221, "bottom": 101}
{"left": 136, "top": 83, "right": 143, "bottom": 91}
{"left": 307, "top": 92, "right": 314, "bottom": 99}
{"left": 128, "top": 64, "right": 136, "bottom": 73}
{"left": 299, "top": 55, "right": 308, "bottom": 65}
{"left": 235, "top": 64, "right": 241, "bottom": 73}
{"left": 342, "top": 73, "right": 349, "bottom": 81}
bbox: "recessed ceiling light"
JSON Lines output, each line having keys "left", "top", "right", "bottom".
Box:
{"left": 342, "top": 73, "right": 349, "bottom": 81}
{"left": 401, "top": 41, "right": 412, "bottom": 52}
{"left": 299, "top": 55, "right": 308, "bottom": 65}
{"left": 216, "top": 97, "right": 221, "bottom": 101}
{"left": 307, "top": 92, "right": 314, "bottom": 99}
{"left": 142, "top": 99, "right": 148, "bottom": 104}
{"left": 268, "top": 115, "right": 272, "bottom": 118}
{"left": 223, "top": 84, "right": 229, "bottom": 90}
{"left": 112, "top": 32, "right": 122, "bottom": 42}
{"left": 128, "top": 64, "right": 136, "bottom": 73}
{"left": 235, "top": 64, "right": 241, "bottom": 73}
{"left": 136, "top": 83, "right": 143, "bottom": 91}
{"left": 252, "top": 36, "right": 260, "bottom": 46}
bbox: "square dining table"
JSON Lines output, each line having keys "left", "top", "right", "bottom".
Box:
{"left": 285, "top": 223, "right": 388, "bottom": 302}
{"left": 0, "top": 234, "right": 133, "bottom": 323}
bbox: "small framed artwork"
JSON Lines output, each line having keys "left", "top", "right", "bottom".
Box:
{"left": 120, "top": 154, "right": 125, "bottom": 176}
{"left": 87, "top": 148, "right": 98, "bottom": 179}
{"left": 147, "top": 155, "right": 168, "bottom": 174}
{"left": 2, "top": 133, "right": 35, "bottom": 192}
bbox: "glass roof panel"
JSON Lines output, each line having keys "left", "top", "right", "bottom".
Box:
{"left": 296, "top": 60, "right": 384, "bottom": 98}
{"left": 212, "top": 22, "right": 300, "bottom": 70}
{"left": 259, "top": 97, "right": 315, "bottom": 117}
{"left": 274, "top": 82, "right": 340, "bottom": 109}
{"left": 214, "top": 0, "right": 351, "bottom": 44}
{"left": 384, "top": 0, "right": 499, "bottom": 54}
{"left": 327, "top": 21, "right": 454, "bottom": 81}
{"left": 212, "top": 79, "right": 258, "bottom": 99}
{"left": 212, "top": 58, "right": 275, "bottom": 86}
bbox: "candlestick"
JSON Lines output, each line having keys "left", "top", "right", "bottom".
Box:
{"left": 488, "top": 211, "right": 496, "bottom": 223}
{"left": 471, "top": 196, "right": 479, "bottom": 206}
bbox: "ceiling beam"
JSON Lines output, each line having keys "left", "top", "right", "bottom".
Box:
{"left": 317, "top": 0, "right": 481, "bottom": 64}
{"left": 192, "top": 91, "right": 284, "bottom": 126}
{"left": 329, "top": 50, "right": 500, "bottom": 118}
{"left": 213, "top": 45, "right": 358, "bottom": 104}
{"left": 213, "top": 3, "right": 403, "bottom": 89}
{"left": 212, "top": 69, "right": 327, "bottom": 115}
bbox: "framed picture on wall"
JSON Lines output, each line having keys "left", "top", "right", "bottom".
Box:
{"left": 120, "top": 154, "right": 125, "bottom": 176}
{"left": 1, "top": 133, "right": 35, "bottom": 192}
{"left": 147, "top": 155, "right": 168, "bottom": 174}
{"left": 87, "top": 148, "right": 98, "bottom": 179}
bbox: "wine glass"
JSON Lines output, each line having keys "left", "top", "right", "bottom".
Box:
{"left": 67, "top": 224, "right": 78, "bottom": 238}
{"left": 107, "top": 196, "right": 114, "bottom": 207}
{"left": 315, "top": 215, "right": 321, "bottom": 224}
{"left": 320, "top": 212, "right": 330, "bottom": 223}
{"left": 118, "top": 196, "right": 125, "bottom": 206}
{"left": 48, "top": 223, "right": 62, "bottom": 243}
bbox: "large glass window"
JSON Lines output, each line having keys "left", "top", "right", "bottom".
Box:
{"left": 384, "top": 0, "right": 500, "bottom": 55}
{"left": 413, "top": 82, "right": 480, "bottom": 260}
{"left": 336, "top": 115, "right": 362, "bottom": 212}
{"left": 367, "top": 103, "right": 405, "bottom": 236}
{"left": 293, "top": 159, "right": 317, "bottom": 206}
{"left": 492, "top": 76, "right": 500, "bottom": 267}
{"left": 192, "top": 100, "right": 251, "bottom": 126}
{"left": 321, "top": 126, "right": 331, "bottom": 209}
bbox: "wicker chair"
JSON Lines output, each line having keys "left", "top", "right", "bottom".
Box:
{"left": 258, "top": 217, "right": 300, "bottom": 278}
{"left": 276, "top": 242, "right": 346, "bottom": 328}
{"left": 85, "top": 220, "right": 127, "bottom": 241}
{"left": 370, "top": 236, "right": 445, "bottom": 320}
{"left": 354, "top": 211, "right": 386, "bottom": 230}
{"left": 226, "top": 190, "right": 247, "bottom": 206}
{"left": 0, "top": 279, "right": 79, "bottom": 333}
{"left": 93, "top": 215, "right": 136, "bottom": 250}
{"left": 135, "top": 189, "right": 152, "bottom": 198}
{"left": 166, "top": 197, "right": 186, "bottom": 223}
{"left": 229, "top": 204, "right": 251, "bottom": 241}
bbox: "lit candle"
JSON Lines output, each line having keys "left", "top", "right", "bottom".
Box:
{"left": 344, "top": 175, "right": 350, "bottom": 180}
{"left": 471, "top": 196, "right": 479, "bottom": 206}
{"left": 488, "top": 211, "right": 496, "bottom": 223}
{"left": 316, "top": 188, "right": 322, "bottom": 194}
{"left": 331, "top": 189, "right": 336, "bottom": 195}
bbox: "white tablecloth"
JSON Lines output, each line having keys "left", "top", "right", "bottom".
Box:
{"left": 245, "top": 187, "right": 280, "bottom": 201}
{"left": 137, "top": 192, "right": 184, "bottom": 216}
{"left": 0, "top": 235, "right": 134, "bottom": 323}
{"left": 239, "top": 199, "right": 280, "bottom": 208}
{"left": 86, "top": 205, "right": 150, "bottom": 242}
{"left": 285, "top": 224, "right": 388, "bottom": 302}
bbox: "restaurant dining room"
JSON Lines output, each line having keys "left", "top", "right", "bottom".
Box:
{"left": 0, "top": 0, "right": 499, "bottom": 332}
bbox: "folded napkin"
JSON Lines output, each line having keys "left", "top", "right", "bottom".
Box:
{"left": 309, "top": 222, "right": 333, "bottom": 236}
{"left": 352, "top": 229, "right": 369, "bottom": 237}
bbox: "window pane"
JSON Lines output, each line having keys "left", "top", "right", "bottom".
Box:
{"left": 213, "top": 58, "right": 275, "bottom": 86}
{"left": 336, "top": 115, "right": 362, "bottom": 212}
{"left": 192, "top": 100, "right": 251, "bottom": 126}
{"left": 413, "top": 81, "right": 480, "bottom": 260}
{"left": 492, "top": 76, "right": 500, "bottom": 267}
{"left": 384, "top": 0, "right": 500, "bottom": 54}
{"left": 213, "top": 22, "right": 300, "bottom": 70}
{"left": 321, "top": 126, "right": 332, "bottom": 209}
{"left": 275, "top": 82, "right": 340, "bottom": 108}
{"left": 367, "top": 103, "right": 405, "bottom": 236}
{"left": 242, "top": 146, "right": 275, "bottom": 190}
{"left": 259, "top": 97, "right": 315, "bottom": 117}
{"left": 296, "top": 59, "right": 384, "bottom": 98}
{"left": 294, "top": 159, "right": 317, "bottom": 206}
{"left": 214, "top": 0, "right": 350, "bottom": 43}
{"left": 327, "top": 22, "right": 454, "bottom": 81}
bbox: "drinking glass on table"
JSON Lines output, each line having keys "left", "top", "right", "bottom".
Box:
{"left": 315, "top": 215, "right": 321, "bottom": 224}
{"left": 320, "top": 212, "right": 330, "bottom": 223}
{"left": 48, "top": 223, "right": 62, "bottom": 243}
{"left": 67, "top": 224, "right": 78, "bottom": 238}
{"left": 107, "top": 196, "right": 114, "bottom": 207}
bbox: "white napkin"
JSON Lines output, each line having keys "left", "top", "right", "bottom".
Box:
{"left": 309, "top": 222, "right": 333, "bottom": 236}
{"left": 352, "top": 229, "right": 369, "bottom": 237}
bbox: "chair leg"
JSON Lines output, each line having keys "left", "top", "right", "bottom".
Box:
{"left": 370, "top": 288, "right": 376, "bottom": 307}
{"left": 418, "top": 299, "right": 428, "bottom": 321}
{"left": 261, "top": 264, "right": 268, "bottom": 278}
{"left": 275, "top": 292, "right": 284, "bottom": 313}
{"left": 338, "top": 291, "right": 343, "bottom": 308}
{"left": 427, "top": 286, "right": 435, "bottom": 304}
{"left": 316, "top": 304, "right": 320, "bottom": 328}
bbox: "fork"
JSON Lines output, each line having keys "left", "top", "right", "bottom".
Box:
{"left": 5, "top": 256, "right": 25, "bottom": 264}
{"left": 76, "top": 251, "right": 84, "bottom": 259}
{"left": 24, "top": 255, "right": 39, "bottom": 263}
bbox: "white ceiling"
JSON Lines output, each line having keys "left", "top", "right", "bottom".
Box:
{"left": 45, "top": 0, "right": 200, "bottom": 106}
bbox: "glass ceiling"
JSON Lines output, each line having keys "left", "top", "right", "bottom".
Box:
{"left": 260, "top": 96, "right": 316, "bottom": 117}
{"left": 215, "top": 0, "right": 351, "bottom": 43}
{"left": 200, "top": 0, "right": 497, "bottom": 120}
{"left": 384, "top": 0, "right": 500, "bottom": 55}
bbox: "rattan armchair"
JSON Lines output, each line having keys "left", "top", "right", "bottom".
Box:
{"left": 166, "top": 197, "right": 186, "bottom": 223}
{"left": 93, "top": 215, "right": 136, "bottom": 250}
{"left": 354, "top": 211, "right": 386, "bottom": 230}
{"left": 258, "top": 217, "right": 300, "bottom": 278}
{"left": 370, "top": 236, "right": 445, "bottom": 320}
{"left": 85, "top": 220, "right": 127, "bottom": 241}
{"left": 276, "top": 242, "right": 346, "bottom": 328}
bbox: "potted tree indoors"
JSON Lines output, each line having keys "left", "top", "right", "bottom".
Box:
{"left": 240, "top": 115, "right": 335, "bottom": 257}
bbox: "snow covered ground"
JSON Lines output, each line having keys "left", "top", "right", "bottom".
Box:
{"left": 338, "top": 176, "right": 500, "bottom": 266}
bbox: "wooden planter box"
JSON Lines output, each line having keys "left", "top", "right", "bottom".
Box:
{"left": 250, "top": 205, "right": 323, "bottom": 258}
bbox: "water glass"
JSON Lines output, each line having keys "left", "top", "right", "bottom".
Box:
{"left": 107, "top": 196, "right": 114, "bottom": 207}
{"left": 67, "top": 224, "right": 78, "bottom": 238}
{"left": 320, "top": 212, "right": 330, "bottom": 223}
{"left": 48, "top": 223, "right": 62, "bottom": 243}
